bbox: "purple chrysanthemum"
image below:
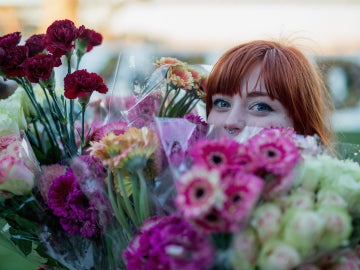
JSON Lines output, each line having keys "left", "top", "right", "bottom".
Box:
{"left": 123, "top": 214, "right": 214, "bottom": 270}
{"left": 47, "top": 169, "right": 102, "bottom": 238}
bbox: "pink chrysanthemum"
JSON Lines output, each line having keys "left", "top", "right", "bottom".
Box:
{"left": 175, "top": 167, "right": 224, "bottom": 218}
{"left": 221, "top": 172, "right": 264, "bottom": 232}
{"left": 248, "top": 128, "right": 300, "bottom": 176}
{"left": 184, "top": 113, "right": 208, "bottom": 147}
{"left": 189, "top": 137, "right": 241, "bottom": 173}
{"left": 123, "top": 214, "right": 214, "bottom": 270}
{"left": 91, "top": 120, "right": 128, "bottom": 141}
{"left": 127, "top": 91, "right": 162, "bottom": 127}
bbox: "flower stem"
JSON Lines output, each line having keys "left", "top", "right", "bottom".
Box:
{"left": 106, "top": 173, "right": 133, "bottom": 238}
{"left": 137, "top": 169, "right": 152, "bottom": 222}
{"left": 115, "top": 169, "right": 139, "bottom": 227}
{"left": 80, "top": 103, "right": 86, "bottom": 154}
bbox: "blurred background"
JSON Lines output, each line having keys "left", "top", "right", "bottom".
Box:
{"left": 1, "top": 0, "right": 360, "bottom": 268}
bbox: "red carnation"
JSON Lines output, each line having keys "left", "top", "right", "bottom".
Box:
{"left": 64, "top": 69, "right": 108, "bottom": 100}
{"left": 0, "top": 32, "right": 21, "bottom": 49}
{"left": 23, "top": 54, "right": 61, "bottom": 83}
{"left": 25, "top": 34, "right": 46, "bottom": 57}
{"left": 0, "top": 45, "right": 28, "bottom": 77}
{"left": 44, "top": 19, "right": 78, "bottom": 57}
{"left": 77, "top": 25, "right": 102, "bottom": 52}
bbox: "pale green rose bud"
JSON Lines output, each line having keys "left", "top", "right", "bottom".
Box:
{"left": 282, "top": 209, "right": 324, "bottom": 257}
{"left": 11, "top": 87, "right": 36, "bottom": 118}
{"left": 0, "top": 92, "right": 27, "bottom": 131}
{"left": 293, "top": 156, "right": 323, "bottom": 191}
{"left": 0, "top": 155, "right": 35, "bottom": 196}
{"left": 321, "top": 173, "right": 360, "bottom": 215}
{"left": 316, "top": 207, "right": 352, "bottom": 251}
{"left": 283, "top": 189, "right": 315, "bottom": 210}
{"left": 252, "top": 203, "right": 282, "bottom": 244}
{"left": 258, "top": 240, "right": 301, "bottom": 270}
{"left": 231, "top": 228, "right": 259, "bottom": 270}
{"left": 0, "top": 114, "right": 20, "bottom": 137}
{"left": 316, "top": 189, "right": 347, "bottom": 209}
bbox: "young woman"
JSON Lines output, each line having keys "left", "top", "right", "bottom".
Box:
{"left": 206, "top": 40, "right": 334, "bottom": 146}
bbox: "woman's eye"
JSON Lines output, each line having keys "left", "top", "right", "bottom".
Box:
{"left": 213, "top": 99, "right": 230, "bottom": 109}
{"left": 250, "top": 102, "right": 274, "bottom": 112}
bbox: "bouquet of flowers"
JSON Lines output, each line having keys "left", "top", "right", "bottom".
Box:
{"left": 1, "top": 19, "right": 360, "bottom": 270}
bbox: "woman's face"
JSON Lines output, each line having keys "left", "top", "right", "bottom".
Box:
{"left": 207, "top": 64, "right": 294, "bottom": 138}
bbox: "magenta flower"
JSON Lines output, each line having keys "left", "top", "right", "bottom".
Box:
{"left": 44, "top": 19, "right": 78, "bottom": 57}
{"left": 47, "top": 169, "right": 102, "bottom": 238}
{"left": 90, "top": 120, "right": 128, "bottom": 141}
{"left": 233, "top": 143, "right": 259, "bottom": 173}
{"left": 184, "top": 113, "right": 208, "bottom": 147}
{"left": 221, "top": 172, "right": 264, "bottom": 232}
{"left": 123, "top": 214, "right": 214, "bottom": 270}
{"left": 175, "top": 166, "right": 224, "bottom": 218}
{"left": 127, "top": 91, "right": 162, "bottom": 127}
{"left": 248, "top": 128, "right": 300, "bottom": 176}
{"left": 189, "top": 137, "right": 241, "bottom": 173}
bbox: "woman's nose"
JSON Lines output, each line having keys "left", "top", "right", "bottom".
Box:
{"left": 223, "top": 108, "right": 246, "bottom": 136}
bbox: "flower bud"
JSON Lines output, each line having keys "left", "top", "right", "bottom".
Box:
{"left": 252, "top": 203, "right": 282, "bottom": 243}
{"left": 316, "top": 189, "right": 347, "bottom": 209}
{"left": 316, "top": 207, "right": 352, "bottom": 251}
{"left": 231, "top": 228, "right": 259, "bottom": 270}
{"left": 283, "top": 189, "right": 315, "bottom": 210}
{"left": 258, "top": 240, "right": 301, "bottom": 270}
{"left": 282, "top": 209, "right": 324, "bottom": 257}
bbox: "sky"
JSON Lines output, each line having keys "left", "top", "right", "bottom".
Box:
{"left": 94, "top": 1, "right": 360, "bottom": 56}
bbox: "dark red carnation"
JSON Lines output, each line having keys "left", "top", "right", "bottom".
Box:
{"left": 23, "top": 54, "right": 60, "bottom": 83}
{"left": 0, "top": 45, "right": 28, "bottom": 77}
{"left": 64, "top": 69, "right": 108, "bottom": 99}
{"left": 77, "top": 25, "right": 102, "bottom": 52}
{"left": 25, "top": 34, "right": 46, "bottom": 57}
{"left": 44, "top": 19, "right": 78, "bottom": 57}
{"left": 0, "top": 32, "right": 21, "bottom": 49}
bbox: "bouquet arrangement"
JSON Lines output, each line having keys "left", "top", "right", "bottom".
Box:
{"left": 1, "top": 19, "right": 360, "bottom": 270}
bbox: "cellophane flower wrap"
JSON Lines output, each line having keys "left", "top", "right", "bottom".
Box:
{"left": 1, "top": 19, "right": 360, "bottom": 270}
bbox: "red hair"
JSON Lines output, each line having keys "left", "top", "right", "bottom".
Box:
{"left": 205, "top": 40, "right": 333, "bottom": 145}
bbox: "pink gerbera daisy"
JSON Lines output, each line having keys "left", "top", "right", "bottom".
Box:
{"left": 248, "top": 128, "right": 300, "bottom": 176}
{"left": 220, "top": 172, "right": 264, "bottom": 232}
{"left": 175, "top": 166, "right": 224, "bottom": 219}
{"left": 189, "top": 137, "right": 241, "bottom": 173}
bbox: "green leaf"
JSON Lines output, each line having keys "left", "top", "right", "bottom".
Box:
{"left": 10, "top": 236, "right": 33, "bottom": 256}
